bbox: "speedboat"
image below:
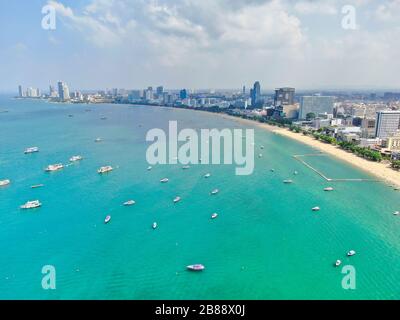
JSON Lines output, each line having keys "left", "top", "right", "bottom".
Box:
{"left": 24, "top": 147, "right": 39, "bottom": 154}
{"left": 70, "top": 155, "right": 83, "bottom": 162}
{"left": 324, "top": 187, "right": 334, "bottom": 191}
{"left": 104, "top": 215, "right": 111, "bottom": 224}
{"left": 210, "top": 189, "right": 219, "bottom": 195}
{"left": 173, "top": 196, "right": 181, "bottom": 203}
{"left": 211, "top": 213, "right": 218, "bottom": 219}
{"left": 31, "top": 184, "right": 44, "bottom": 189}
{"left": 347, "top": 250, "right": 356, "bottom": 257}
{"left": 123, "top": 200, "right": 136, "bottom": 206}
{"left": 45, "top": 164, "right": 64, "bottom": 172}
{"left": 20, "top": 200, "right": 41, "bottom": 209}
{"left": 152, "top": 222, "right": 158, "bottom": 229}
{"left": 160, "top": 178, "right": 169, "bottom": 183}
{"left": 335, "top": 260, "right": 342, "bottom": 267}
{"left": 394, "top": 211, "right": 400, "bottom": 216}
{"left": 204, "top": 173, "right": 211, "bottom": 178}
{"left": 187, "top": 264, "right": 205, "bottom": 271}
{"left": 283, "top": 179, "right": 293, "bottom": 184}
{"left": 98, "top": 166, "right": 113, "bottom": 174}
{"left": 312, "top": 206, "right": 320, "bottom": 211}
{"left": 147, "top": 166, "right": 153, "bottom": 171}
{"left": 0, "top": 179, "right": 10, "bottom": 187}
{"left": 182, "top": 165, "right": 190, "bottom": 170}
{"left": 95, "top": 138, "right": 103, "bottom": 142}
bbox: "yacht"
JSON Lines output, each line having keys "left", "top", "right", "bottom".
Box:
{"left": 347, "top": 250, "right": 356, "bottom": 257}
{"left": 211, "top": 213, "right": 218, "bottom": 219}
{"left": 204, "top": 173, "right": 211, "bottom": 178}
{"left": 283, "top": 179, "right": 293, "bottom": 184}
{"left": 211, "top": 189, "right": 219, "bottom": 195}
{"left": 104, "top": 215, "right": 111, "bottom": 224}
{"left": 312, "top": 206, "right": 320, "bottom": 211}
{"left": 393, "top": 211, "right": 399, "bottom": 216}
{"left": 160, "top": 178, "right": 169, "bottom": 183}
{"left": 98, "top": 166, "right": 113, "bottom": 174}
{"left": 152, "top": 222, "right": 158, "bottom": 230}
{"left": 20, "top": 200, "right": 42, "bottom": 209}
{"left": 0, "top": 179, "right": 10, "bottom": 187}
{"left": 24, "top": 147, "right": 39, "bottom": 154}
{"left": 324, "top": 187, "right": 334, "bottom": 191}
{"left": 187, "top": 264, "right": 205, "bottom": 271}
{"left": 45, "top": 164, "right": 64, "bottom": 172}
{"left": 173, "top": 196, "right": 181, "bottom": 203}
{"left": 31, "top": 184, "right": 44, "bottom": 189}
{"left": 70, "top": 155, "right": 83, "bottom": 162}
{"left": 123, "top": 200, "right": 136, "bottom": 206}
{"left": 335, "top": 260, "right": 342, "bottom": 267}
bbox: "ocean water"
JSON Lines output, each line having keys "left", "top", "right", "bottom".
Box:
{"left": 0, "top": 96, "right": 399, "bottom": 300}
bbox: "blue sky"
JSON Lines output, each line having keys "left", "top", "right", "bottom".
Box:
{"left": 0, "top": 0, "right": 399, "bottom": 92}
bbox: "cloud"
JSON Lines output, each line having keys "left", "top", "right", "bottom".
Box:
{"left": 374, "top": 0, "right": 400, "bottom": 22}
{"left": 294, "top": 0, "right": 338, "bottom": 15}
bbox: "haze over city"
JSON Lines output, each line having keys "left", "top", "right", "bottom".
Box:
{"left": 1, "top": 0, "right": 400, "bottom": 92}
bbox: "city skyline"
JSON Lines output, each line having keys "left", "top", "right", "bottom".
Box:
{"left": 1, "top": 0, "right": 400, "bottom": 92}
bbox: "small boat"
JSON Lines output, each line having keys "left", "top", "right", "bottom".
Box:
{"left": 104, "top": 215, "right": 111, "bottom": 224}
{"left": 294, "top": 171, "right": 298, "bottom": 175}
{"left": 0, "top": 179, "right": 10, "bottom": 187}
{"left": 160, "top": 178, "right": 169, "bottom": 183}
{"left": 204, "top": 173, "right": 211, "bottom": 178}
{"left": 393, "top": 211, "right": 399, "bottom": 216}
{"left": 98, "top": 166, "right": 113, "bottom": 174}
{"left": 20, "top": 200, "right": 41, "bottom": 209}
{"left": 68, "top": 114, "right": 74, "bottom": 118}
{"left": 31, "top": 184, "right": 44, "bottom": 189}
{"left": 270, "top": 169, "right": 275, "bottom": 172}
{"left": 147, "top": 166, "right": 153, "bottom": 171}
{"left": 260, "top": 145, "right": 265, "bottom": 149}
{"left": 182, "top": 165, "right": 190, "bottom": 170}
{"left": 283, "top": 179, "right": 293, "bottom": 184}
{"left": 324, "top": 187, "right": 334, "bottom": 191}
{"left": 347, "top": 250, "right": 356, "bottom": 257}
{"left": 187, "top": 264, "right": 205, "bottom": 271}
{"left": 100, "top": 116, "right": 107, "bottom": 120}
{"left": 45, "top": 164, "right": 64, "bottom": 172}
{"left": 94, "top": 138, "right": 103, "bottom": 143}
{"left": 210, "top": 189, "right": 219, "bottom": 195}
{"left": 312, "top": 206, "right": 320, "bottom": 211}
{"left": 335, "top": 260, "right": 342, "bottom": 267}
{"left": 211, "top": 213, "right": 218, "bottom": 219}
{"left": 123, "top": 200, "right": 136, "bottom": 206}
{"left": 173, "top": 196, "right": 181, "bottom": 203}
{"left": 24, "top": 147, "right": 39, "bottom": 154}
{"left": 258, "top": 154, "right": 263, "bottom": 158}
{"left": 152, "top": 222, "right": 158, "bottom": 229}
{"left": 69, "top": 155, "right": 83, "bottom": 162}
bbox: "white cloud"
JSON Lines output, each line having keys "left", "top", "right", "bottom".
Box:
{"left": 294, "top": 0, "right": 338, "bottom": 15}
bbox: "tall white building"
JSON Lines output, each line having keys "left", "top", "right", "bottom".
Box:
{"left": 374, "top": 110, "right": 400, "bottom": 139}
{"left": 299, "top": 96, "right": 335, "bottom": 119}
{"left": 57, "top": 81, "right": 70, "bottom": 101}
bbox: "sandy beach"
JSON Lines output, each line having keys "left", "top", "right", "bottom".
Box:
{"left": 206, "top": 112, "right": 400, "bottom": 190}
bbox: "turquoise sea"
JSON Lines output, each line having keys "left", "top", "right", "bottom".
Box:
{"left": 0, "top": 96, "right": 399, "bottom": 300}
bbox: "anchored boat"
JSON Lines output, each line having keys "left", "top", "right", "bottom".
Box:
{"left": 0, "top": 179, "right": 10, "bottom": 187}
{"left": 187, "top": 264, "right": 205, "bottom": 271}
{"left": 98, "top": 166, "right": 113, "bottom": 174}
{"left": 20, "top": 200, "right": 42, "bottom": 209}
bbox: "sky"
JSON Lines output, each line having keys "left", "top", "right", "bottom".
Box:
{"left": 0, "top": 0, "right": 399, "bottom": 92}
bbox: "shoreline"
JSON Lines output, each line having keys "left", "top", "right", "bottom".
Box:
{"left": 183, "top": 109, "right": 400, "bottom": 189}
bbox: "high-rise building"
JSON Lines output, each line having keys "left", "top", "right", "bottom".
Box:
{"left": 18, "top": 85, "right": 24, "bottom": 97}
{"left": 156, "top": 86, "right": 164, "bottom": 96}
{"left": 57, "top": 81, "right": 70, "bottom": 101}
{"left": 180, "top": 89, "right": 188, "bottom": 100}
{"left": 274, "top": 87, "right": 295, "bottom": 106}
{"left": 374, "top": 110, "right": 400, "bottom": 139}
{"left": 250, "top": 81, "right": 261, "bottom": 107}
{"left": 299, "top": 96, "right": 335, "bottom": 119}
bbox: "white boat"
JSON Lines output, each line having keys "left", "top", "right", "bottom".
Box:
{"left": 260, "top": 145, "right": 265, "bottom": 149}
{"left": 95, "top": 138, "right": 103, "bottom": 142}
{"left": 211, "top": 213, "right": 218, "bottom": 219}
{"left": 187, "top": 264, "right": 205, "bottom": 271}
{"left": 393, "top": 211, "right": 400, "bottom": 216}
{"left": 147, "top": 166, "right": 153, "bottom": 171}
{"left": 24, "top": 147, "right": 39, "bottom": 154}
{"left": 0, "top": 179, "right": 10, "bottom": 187}
{"left": 182, "top": 165, "right": 190, "bottom": 170}
{"left": 31, "top": 184, "right": 44, "bottom": 189}
{"left": 294, "top": 171, "right": 298, "bottom": 175}
{"left": 204, "top": 173, "right": 211, "bottom": 178}
{"left": 324, "top": 187, "right": 334, "bottom": 191}
{"left": 98, "top": 166, "right": 113, "bottom": 174}
{"left": 270, "top": 169, "right": 275, "bottom": 172}
{"left": 335, "top": 260, "right": 342, "bottom": 267}
{"left": 152, "top": 222, "right": 158, "bottom": 229}
{"left": 283, "top": 179, "right": 293, "bottom": 184}
{"left": 20, "top": 200, "right": 41, "bottom": 209}
{"left": 70, "top": 155, "right": 83, "bottom": 162}
{"left": 160, "top": 178, "right": 169, "bottom": 183}
{"left": 173, "top": 196, "right": 181, "bottom": 203}
{"left": 104, "top": 215, "right": 111, "bottom": 224}
{"left": 312, "top": 206, "right": 320, "bottom": 211}
{"left": 123, "top": 200, "right": 136, "bottom": 206}
{"left": 210, "top": 189, "right": 219, "bottom": 195}
{"left": 45, "top": 164, "right": 64, "bottom": 172}
{"left": 258, "top": 154, "right": 263, "bottom": 158}
{"left": 347, "top": 250, "right": 356, "bottom": 257}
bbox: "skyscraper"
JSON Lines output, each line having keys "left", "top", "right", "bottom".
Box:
{"left": 250, "top": 81, "right": 261, "bottom": 107}
{"left": 180, "top": 89, "right": 188, "bottom": 100}
{"left": 57, "top": 81, "right": 70, "bottom": 101}
{"left": 274, "top": 87, "right": 295, "bottom": 106}
{"left": 299, "top": 96, "right": 334, "bottom": 119}
{"left": 156, "top": 86, "right": 164, "bottom": 96}
{"left": 374, "top": 110, "right": 400, "bottom": 139}
{"left": 18, "top": 85, "right": 24, "bottom": 97}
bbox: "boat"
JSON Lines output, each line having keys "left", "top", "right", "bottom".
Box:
{"left": 347, "top": 250, "right": 356, "bottom": 257}
{"left": 104, "top": 215, "right": 111, "bottom": 224}
{"left": 31, "top": 184, "right": 44, "bottom": 189}
{"left": 260, "top": 145, "right": 265, "bottom": 149}
{"left": 283, "top": 179, "right": 293, "bottom": 184}
{"left": 312, "top": 206, "right": 320, "bottom": 211}
{"left": 173, "top": 196, "right": 181, "bottom": 203}
{"left": 294, "top": 171, "right": 298, "bottom": 175}
{"left": 94, "top": 138, "right": 103, "bottom": 142}
{"left": 98, "top": 166, "right": 113, "bottom": 174}
{"left": 204, "top": 173, "right": 211, "bottom": 178}
{"left": 270, "top": 169, "right": 275, "bottom": 172}
{"left": 68, "top": 114, "right": 74, "bottom": 118}
{"left": 24, "top": 147, "right": 39, "bottom": 154}
{"left": 210, "top": 189, "right": 219, "bottom": 195}
{"left": 0, "top": 179, "right": 10, "bottom": 187}
{"left": 45, "top": 164, "right": 64, "bottom": 172}
{"left": 20, "top": 200, "right": 41, "bottom": 209}
{"left": 69, "top": 155, "right": 83, "bottom": 162}
{"left": 100, "top": 116, "right": 107, "bottom": 120}
{"left": 394, "top": 211, "right": 399, "bottom": 216}
{"left": 335, "top": 260, "right": 342, "bottom": 267}
{"left": 147, "top": 166, "right": 153, "bottom": 171}
{"left": 187, "top": 264, "right": 205, "bottom": 271}
{"left": 324, "top": 187, "right": 334, "bottom": 191}
{"left": 123, "top": 200, "right": 136, "bottom": 206}
{"left": 160, "top": 178, "right": 169, "bottom": 183}
{"left": 152, "top": 222, "right": 158, "bottom": 229}
{"left": 182, "top": 165, "right": 190, "bottom": 170}
{"left": 211, "top": 213, "right": 218, "bottom": 219}
{"left": 258, "top": 154, "right": 263, "bottom": 158}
